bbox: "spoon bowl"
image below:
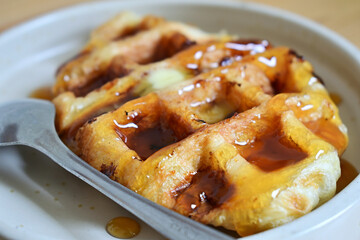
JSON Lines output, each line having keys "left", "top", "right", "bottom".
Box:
{"left": 0, "top": 99, "right": 234, "bottom": 240}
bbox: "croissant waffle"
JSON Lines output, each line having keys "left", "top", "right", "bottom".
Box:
{"left": 52, "top": 12, "right": 348, "bottom": 236}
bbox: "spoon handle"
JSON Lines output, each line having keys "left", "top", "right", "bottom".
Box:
{"left": 0, "top": 99, "right": 234, "bottom": 240}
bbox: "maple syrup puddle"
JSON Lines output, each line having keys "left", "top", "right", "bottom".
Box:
{"left": 174, "top": 168, "right": 235, "bottom": 218}
{"left": 329, "top": 92, "right": 342, "bottom": 105}
{"left": 106, "top": 217, "right": 140, "bottom": 239}
{"left": 336, "top": 159, "right": 359, "bottom": 193}
{"left": 116, "top": 124, "right": 178, "bottom": 160}
{"left": 29, "top": 86, "right": 54, "bottom": 101}
{"left": 238, "top": 124, "right": 308, "bottom": 172}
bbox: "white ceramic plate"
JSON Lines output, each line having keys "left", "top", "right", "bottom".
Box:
{"left": 1, "top": 1, "right": 360, "bottom": 239}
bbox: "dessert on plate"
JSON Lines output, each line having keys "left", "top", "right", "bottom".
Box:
{"left": 52, "top": 12, "right": 348, "bottom": 236}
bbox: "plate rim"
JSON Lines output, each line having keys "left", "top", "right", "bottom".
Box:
{"left": 0, "top": 0, "right": 359, "bottom": 239}
{"left": 1, "top": 0, "right": 359, "bottom": 64}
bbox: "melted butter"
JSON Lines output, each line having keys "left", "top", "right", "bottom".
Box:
{"left": 135, "top": 69, "right": 188, "bottom": 97}
{"left": 329, "top": 92, "right": 342, "bottom": 105}
{"left": 177, "top": 76, "right": 237, "bottom": 124}
{"left": 304, "top": 119, "right": 347, "bottom": 154}
{"left": 237, "top": 121, "right": 308, "bottom": 171}
{"left": 191, "top": 100, "right": 236, "bottom": 124}
{"left": 29, "top": 86, "right": 54, "bottom": 100}
{"left": 147, "top": 69, "right": 186, "bottom": 90}
{"left": 336, "top": 159, "right": 359, "bottom": 193}
{"left": 106, "top": 217, "right": 140, "bottom": 239}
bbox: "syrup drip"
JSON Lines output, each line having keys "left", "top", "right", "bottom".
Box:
{"left": 304, "top": 119, "right": 346, "bottom": 153}
{"left": 29, "top": 86, "right": 54, "bottom": 101}
{"left": 175, "top": 168, "right": 234, "bottom": 217}
{"left": 336, "top": 159, "right": 359, "bottom": 193}
{"left": 106, "top": 217, "right": 140, "bottom": 239}
{"left": 116, "top": 123, "right": 178, "bottom": 160}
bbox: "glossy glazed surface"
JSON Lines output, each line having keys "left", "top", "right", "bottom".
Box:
{"left": 0, "top": 1, "right": 359, "bottom": 239}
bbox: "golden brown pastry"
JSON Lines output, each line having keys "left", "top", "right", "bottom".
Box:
{"left": 52, "top": 12, "right": 348, "bottom": 237}
{"left": 54, "top": 12, "right": 234, "bottom": 97}
{"left": 53, "top": 38, "right": 271, "bottom": 143}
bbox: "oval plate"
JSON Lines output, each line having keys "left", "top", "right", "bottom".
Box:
{"left": 0, "top": 1, "right": 359, "bottom": 239}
